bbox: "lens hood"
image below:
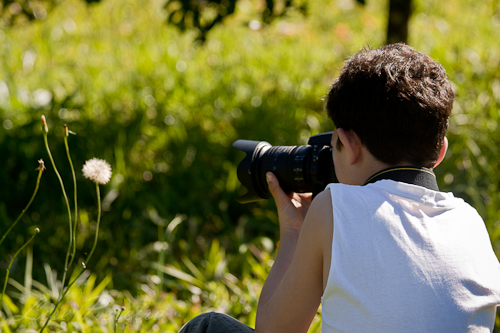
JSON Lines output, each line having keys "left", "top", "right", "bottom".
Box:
{"left": 232, "top": 139, "right": 272, "bottom": 203}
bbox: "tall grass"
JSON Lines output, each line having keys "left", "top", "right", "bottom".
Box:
{"left": 0, "top": 116, "right": 113, "bottom": 331}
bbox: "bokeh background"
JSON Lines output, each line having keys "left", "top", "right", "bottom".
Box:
{"left": 1, "top": 0, "right": 500, "bottom": 331}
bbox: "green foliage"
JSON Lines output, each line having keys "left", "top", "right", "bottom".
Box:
{"left": 0, "top": 0, "right": 374, "bottom": 288}
{"left": 0, "top": 0, "right": 101, "bottom": 27}
{"left": 0, "top": 0, "right": 500, "bottom": 329}
{"left": 2, "top": 267, "right": 188, "bottom": 332}
{"left": 0, "top": 244, "right": 319, "bottom": 332}
{"left": 164, "top": 0, "right": 308, "bottom": 41}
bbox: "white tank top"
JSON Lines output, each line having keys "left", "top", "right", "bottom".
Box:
{"left": 321, "top": 180, "right": 500, "bottom": 333}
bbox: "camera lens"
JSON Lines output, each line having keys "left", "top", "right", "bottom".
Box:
{"left": 233, "top": 132, "right": 335, "bottom": 203}
{"left": 255, "top": 145, "right": 315, "bottom": 198}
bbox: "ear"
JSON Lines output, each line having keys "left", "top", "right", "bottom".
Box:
{"left": 433, "top": 137, "right": 448, "bottom": 169}
{"left": 337, "top": 128, "right": 362, "bottom": 165}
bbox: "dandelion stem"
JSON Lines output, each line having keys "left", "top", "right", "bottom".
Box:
{"left": 86, "top": 183, "right": 101, "bottom": 264}
{"left": 0, "top": 162, "right": 44, "bottom": 248}
{"left": 63, "top": 126, "right": 78, "bottom": 269}
{"left": 58, "top": 184, "right": 102, "bottom": 291}
{"left": 42, "top": 131, "right": 73, "bottom": 310}
{"left": 40, "top": 183, "right": 103, "bottom": 333}
{"left": 1, "top": 229, "right": 39, "bottom": 308}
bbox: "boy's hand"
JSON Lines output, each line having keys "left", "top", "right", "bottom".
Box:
{"left": 266, "top": 172, "right": 312, "bottom": 235}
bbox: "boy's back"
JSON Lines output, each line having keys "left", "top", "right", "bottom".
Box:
{"left": 322, "top": 180, "right": 500, "bottom": 332}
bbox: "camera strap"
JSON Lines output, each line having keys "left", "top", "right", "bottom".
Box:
{"left": 363, "top": 166, "right": 439, "bottom": 191}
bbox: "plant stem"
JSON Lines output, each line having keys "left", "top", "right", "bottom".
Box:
{"left": 42, "top": 133, "right": 73, "bottom": 294}
{"left": 38, "top": 132, "right": 74, "bottom": 333}
{"left": 40, "top": 183, "right": 102, "bottom": 333}
{"left": 1, "top": 229, "right": 39, "bottom": 307}
{"left": 114, "top": 307, "right": 125, "bottom": 333}
{"left": 39, "top": 263, "right": 83, "bottom": 333}
{"left": 157, "top": 223, "right": 165, "bottom": 295}
{"left": 0, "top": 163, "right": 44, "bottom": 247}
{"left": 64, "top": 131, "right": 78, "bottom": 269}
{"left": 86, "top": 183, "right": 101, "bottom": 264}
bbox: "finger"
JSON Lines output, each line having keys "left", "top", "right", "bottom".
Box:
{"left": 266, "top": 172, "right": 291, "bottom": 208}
{"left": 292, "top": 193, "right": 313, "bottom": 218}
{"left": 296, "top": 192, "right": 313, "bottom": 201}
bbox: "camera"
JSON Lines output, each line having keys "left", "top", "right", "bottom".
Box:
{"left": 232, "top": 132, "right": 338, "bottom": 203}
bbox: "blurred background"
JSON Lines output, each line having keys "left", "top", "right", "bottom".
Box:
{"left": 1, "top": 0, "right": 500, "bottom": 330}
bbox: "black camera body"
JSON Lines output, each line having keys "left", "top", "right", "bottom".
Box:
{"left": 232, "top": 132, "right": 338, "bottom": 203}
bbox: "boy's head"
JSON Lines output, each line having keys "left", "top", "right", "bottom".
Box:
{"left": 325, "top": 43, "right": 454, "bottom": 168}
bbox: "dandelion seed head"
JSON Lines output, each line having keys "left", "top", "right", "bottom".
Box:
{"left": 82, "top": 158, "right": 112, "bottom": 185}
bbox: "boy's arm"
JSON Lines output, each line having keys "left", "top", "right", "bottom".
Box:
{"left": 255, "top": 173, "right": 333, "bottom": 333}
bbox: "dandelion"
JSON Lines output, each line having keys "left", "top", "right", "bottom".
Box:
{"left": 82, "top": 158, "right": 112, "bottom": 185}
{"left": 41, "top": 156, "right": 112, "bottom": 332}
{"left": 80, "top": 158, "right": 112, "bottom": 280}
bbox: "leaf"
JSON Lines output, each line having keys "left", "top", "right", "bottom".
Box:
{"left": 181, "top": 256, "right": 205, "bottom": 282}
{"left": 24, "top": 246, "right": 33, "bottom": 296}
{"left": 88, "top": 274, "right": 113, "bottom": 302}
{"left": 152, "top": 263, "right": 205, "bottom": 289}
{"left": 206, "top": 239, "right": 221, "bottom": 276}
{"left": 84, "top": 273, "right": 97, "bottom": 299}
{"left": 43, "top": 263, "right": 59, "bottom": 299}
{"left": 166, "top": 214, "right": 185, "bottom": 242}
{"left": 1, "top": 293, "right": 19, "bottom": 313}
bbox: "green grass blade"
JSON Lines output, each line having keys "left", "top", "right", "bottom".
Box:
{"left": 152, "top": 263, "right": 205, "bottom": 289}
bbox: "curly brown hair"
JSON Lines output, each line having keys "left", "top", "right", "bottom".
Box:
{"left": 325, "top": 43, "right": 454, "bottom": 168}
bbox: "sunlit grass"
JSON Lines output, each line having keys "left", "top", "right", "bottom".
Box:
{"left": 1, "top": 0, "right": 499, "bottom": 330}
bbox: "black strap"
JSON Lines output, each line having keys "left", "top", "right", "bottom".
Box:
{"left": 363, "top": 166, "right": 439, "bottom": 191}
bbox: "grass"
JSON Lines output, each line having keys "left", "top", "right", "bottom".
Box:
{"left": 1, "top": 0, "right": 500, "bottom": 331}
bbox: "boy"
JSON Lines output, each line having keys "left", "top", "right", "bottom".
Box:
{"left": 181, "top": 43, "right": 500, "bottom": 333}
